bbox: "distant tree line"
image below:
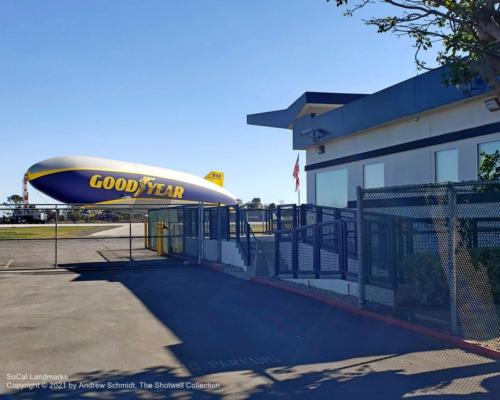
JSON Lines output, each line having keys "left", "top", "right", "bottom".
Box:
{"left": 236, "top": 197, "right": 276, "bottom": 209}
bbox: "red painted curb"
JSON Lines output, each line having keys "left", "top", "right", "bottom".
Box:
{"left": 194, "top": 260, "right": 500, "bottom": 360}
{"left": 203, "top": 262, "right": 224, "bottom": 272}
{"left": 250, "top": 277, "right": 500, "bottom": 361}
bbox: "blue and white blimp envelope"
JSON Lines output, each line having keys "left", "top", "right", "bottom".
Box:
{"left": 26, "top": 156, "right": 237, "bottom": 205}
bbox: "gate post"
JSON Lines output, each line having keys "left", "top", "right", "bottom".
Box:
{"left": 246, "top": 222, "right": 251, "bottom": 266}
{"left": 292, "top": 228, "right": 298, "bottom": 279}
{"left": 356, "top": 186, "right": 366, "bottom": 306}
{"left": 270, "top": 208, "right": 274, "bottom": 232}
{"left": 198, "top": 202, "right": 204, "bottom": 265}
{"left": 274, "top": 230, "right": 280, "bottom": 277}
{"left": 129, "top": 205, "right": 133, "bottom": 261}
{"left": 313, "top": 225, "right": 320, "bottom": 279}
{"left": 235, "top": 205, "right": 241, "bottom": 242}
{"left": 54, "top": 204, "right": 58, "bottom": 268}
{"left": 265, "top": 208, "right": 269, "bottom": 233}
{"left": 340, "top": 221, "right": 347, "bottom": 280}
{"left": 182, "top": 208, "right": 187, "bottom": 254}
{"left": 276, "top": 206, "right": 282, "bottom": 231}
{"left": 448, "top": 185, "right": 458, "bottom": 334}
{"left": 144, "top": 212, "right": 148, "bottom": 249}
{"left": 217, "top": 205, "right": 222, "bottom": 263}
{"left": 226, "top": 206, "right": 231, "bottom": 241}
{"left": 292, "top": 204, "right": 297, "bottom": 230}
{"left": 299, "top": 205, "right": 307, "bottom": 240}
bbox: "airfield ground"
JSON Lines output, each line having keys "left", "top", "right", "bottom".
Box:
{"left": 0, "top": 223, "right": 148, "bottom": 270}
{"left": 0, "top": 225, "right": 117, "bottom": 239}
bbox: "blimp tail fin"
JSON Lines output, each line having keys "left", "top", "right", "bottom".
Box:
{"left": 204, "top": 171, "right": 224, "bottom": 187}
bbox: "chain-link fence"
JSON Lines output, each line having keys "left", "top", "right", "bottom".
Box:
{"left": 271, "top": 183, "right": 499, "bottom": 351}
{"left": 0, "top": 204, "right": 166, "bottom": 270}
{"left": 147, "top": 205, "right": 193, "bottom": 256}
{"left": 359, "top": 181, "right": 500, "bottom": 350}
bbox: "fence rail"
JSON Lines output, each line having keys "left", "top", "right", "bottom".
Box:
{"left": 0, "top": 204, "right": 171, "bottom": 269}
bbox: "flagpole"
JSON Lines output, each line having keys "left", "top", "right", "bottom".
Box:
{"left": 293, "top": 153, "right": 301, "bottom": 205}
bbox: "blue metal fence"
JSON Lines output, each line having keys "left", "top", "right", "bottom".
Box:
{"left": 274, "top": 199, "right": 500, "bottom": 293}
{"left": 274, "top": 205, "right": 359, "bottom": 280}
{"left": 148, "top": 205, "right": 266, "bottom": 266}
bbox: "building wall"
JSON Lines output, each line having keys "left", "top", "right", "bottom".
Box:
{"left": 202, "top": 239, "right": 247, "bottom": 270}
{"left": 221, "top": 241, "right": 247, "bottom": 270}
{"left": 203, "top": 240, "right": 218, "bottom": 262}
{"left": 306, "top": 95, "right": 500, "bottom": 204}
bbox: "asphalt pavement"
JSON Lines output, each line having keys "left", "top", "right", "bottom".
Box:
{"left": 0, "top": 262, "right": 498, "bottom": 399}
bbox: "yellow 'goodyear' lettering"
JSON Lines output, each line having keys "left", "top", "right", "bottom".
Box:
{"left": 89, "top": 174, "right": 184, "bottom": 199}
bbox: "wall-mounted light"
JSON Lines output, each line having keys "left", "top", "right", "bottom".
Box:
{"left": 317, "top": 145, "right": 325, "bottom": 154}
{"left": 484, "top": 97, "right": 500, "bottom": 111}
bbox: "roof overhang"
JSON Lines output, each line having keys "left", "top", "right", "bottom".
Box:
{"left": 247, "top": 67, "right": 491, "bottom": 150}
{"left": 246, "top": 92, "right": 368, "bottom": 130}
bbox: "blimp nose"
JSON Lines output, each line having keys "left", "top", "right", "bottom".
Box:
{"left": 26, "top": 161, "right": 48, "bottom": 182}
{"left": 26, "top": 164, "right": 36, "bottom": 181}
{"left": 26, "top": 158, "right": 63, "bottom": 182}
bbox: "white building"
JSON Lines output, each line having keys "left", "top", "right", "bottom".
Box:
{"left": 247, "top": 67, "right": 500, "bottom": 207}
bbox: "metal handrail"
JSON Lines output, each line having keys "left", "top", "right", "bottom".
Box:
{"left": 274, "top": 220, "right": 342, "bottom": 235}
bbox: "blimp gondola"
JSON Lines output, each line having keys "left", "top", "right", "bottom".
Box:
{"left": 26, "top": 156, "right": 237, "bottom": 205}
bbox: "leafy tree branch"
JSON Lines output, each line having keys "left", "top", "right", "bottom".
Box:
{"left": 329, "top": 0, "right": 500, "bottom": 97}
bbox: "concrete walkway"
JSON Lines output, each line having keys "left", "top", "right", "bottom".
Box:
{"left": 0, "top": 223, "right": 144, "bottom": 237}
{"left": 88, "top": 223, "right": 144, "bottom": 237}
{"left": 0, "top": 262, "right": 498, "bottom": 399}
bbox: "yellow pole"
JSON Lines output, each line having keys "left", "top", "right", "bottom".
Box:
{"left": 160, "top": 223, "right": 164, "bottom": 255}
{"left": 160, "top": 222, "right": 165, "bottom": 255}
{"left": 165, "top": 223, "right": 169, "bottom": 255}
{"left": 156, "top": 222, "right": 163, "bottom": 255}
{"left": 155, "top": 223, "right": 159, "bottom": 254}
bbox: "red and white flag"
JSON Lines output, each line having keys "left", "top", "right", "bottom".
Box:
{"left": 292, "top": 154, "right": 300, "bottom": 192}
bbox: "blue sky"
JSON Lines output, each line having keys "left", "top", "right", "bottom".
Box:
{"left": 0, "top": 1, "right": 433, "bottom": 204}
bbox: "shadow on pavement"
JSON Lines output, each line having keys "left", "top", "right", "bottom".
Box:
{"left": 4, "top": 263, "right": 500, "bottom": 399}
{"left": 4, "top": 362, "right": 499, "bottom": 399}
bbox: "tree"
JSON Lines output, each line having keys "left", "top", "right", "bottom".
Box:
{"left": 4, "top": 194, "right": 23, "bottom": 207}
{"left": 250, "top": 197, "right": 263, "bottom": 209}
{"left": 244, "top": 197, "right": 263, "bottom": 209}
{"left": 64, "top": 209, "right": 83, "bottom": 223}
{"left": 477, "top": 150, "right": 500, "bottom": 191}
{"left": 329, "top": 0, "right": 500, "bottom": 97}
{"left": 479, "top": 150, "right": 500, "bottom": 179}
{"left": 3, "top": 195, "right": 23, "bottom": 220}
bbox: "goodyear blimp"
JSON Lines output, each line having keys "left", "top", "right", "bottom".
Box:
{"left": 26, "top": 156, "right": 237, "bottom": 205}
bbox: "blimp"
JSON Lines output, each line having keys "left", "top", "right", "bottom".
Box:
{"left": 26, "top": 156, "right": 237, "bottom": 205}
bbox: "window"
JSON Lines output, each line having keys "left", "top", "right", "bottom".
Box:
{"left": 478, "top": 140, "right": 500, "bottom": 178}
{"left": 316, "top": 169, "right": 347, "bottom": 208}
{"left": 363, "top": 163, "right": 384, "bottom": 189}
{"left": 435, "top": 149, "right": 458, "bottom": 183}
